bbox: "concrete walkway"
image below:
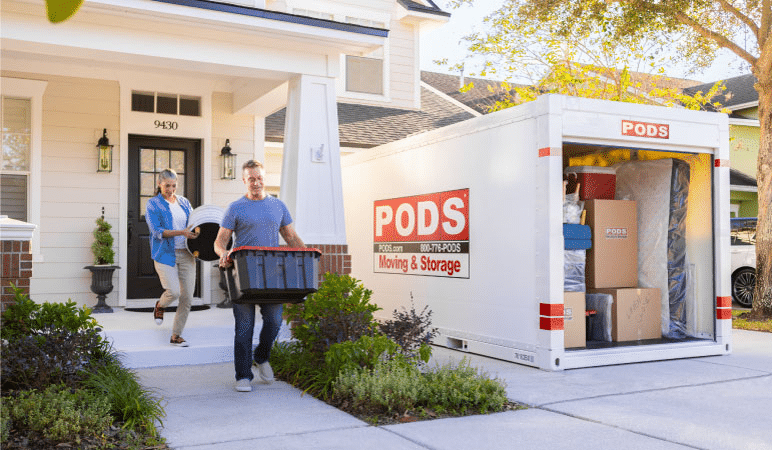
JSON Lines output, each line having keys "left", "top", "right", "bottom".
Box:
{"left": 98, "top": 308, "right": 772, "bottom": 450}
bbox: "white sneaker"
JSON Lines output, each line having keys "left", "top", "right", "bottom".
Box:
{"left": 235, "top": 379, "right": 252, "bottom": 392}
{"left": 256, "top": 362, "right": 274, "bottom": 383}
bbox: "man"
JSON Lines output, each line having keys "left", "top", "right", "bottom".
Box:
{"left": 214, "top": 160, "right": 306, "bottom": 392}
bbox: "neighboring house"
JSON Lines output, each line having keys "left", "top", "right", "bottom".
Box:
{"left": 0, "top": 0, "right": 450, "bottom": 309}
{"left": 685, "top": 74, "right": 760, "bottom": 217}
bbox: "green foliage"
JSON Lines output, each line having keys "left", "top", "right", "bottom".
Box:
{"left": 271, "top": 341, "right": 339, "bottom": 400}
{"left": 2, "top": 384, "right": 112, "bottom": 444}
{"left": 91, "top": 216, "right": 115, "bottom": 265}
{"left": 1, "top": 284, "right": 99, "bottom": 342}
{"left": 284, "top": 273, "right": 380, "bottom": 353}
{"left": 333, "top": 358, "right": 509, "bottom": 418}
{"left": 442, "top": 0, "right": 737, "bottom": 111}
{"left": 81, "top": 362, "right": 166, "bottom": 436}
{"left": 325, "top": 334, "right": 403, "bottom": 374}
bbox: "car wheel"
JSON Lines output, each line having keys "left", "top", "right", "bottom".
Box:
{"left": 731, "top": 267, "right": 756, "bottom": 308}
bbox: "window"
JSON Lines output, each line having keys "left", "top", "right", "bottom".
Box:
{"left": 139, "top": 147, "right": 186, "bottom": 216}
{"left": 345, "top": 55, "right": 384, "bottom": 95}
{"left": 1, "top": 97, "right": 31, "bottom": 221}
{"left": 131, "top": 91, "right": 201, "bottom": 117}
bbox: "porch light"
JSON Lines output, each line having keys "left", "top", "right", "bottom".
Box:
{"left": 96, "top": 129, "right": 113, "bottom": 173}
{"left": 220, "top": 139, "right": 236, "bottom": 180}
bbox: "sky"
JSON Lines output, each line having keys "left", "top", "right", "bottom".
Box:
{"left": 419, "top": 0, "right": 752, "bottom": 84}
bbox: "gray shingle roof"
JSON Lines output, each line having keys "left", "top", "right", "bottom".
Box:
{"left": 730, "top": 168, "right": 757, "bottom": 187}
{"left": 265, "top": 86, "right": 474, "bottom": 148}
{"left": 684, "top": 74, "right": 758, "bottom": 110}
{"left": 421, "top": 71, "right": 516, "bottom": 114}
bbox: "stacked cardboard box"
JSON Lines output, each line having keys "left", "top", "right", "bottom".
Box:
{"left": 584, "top": 199, "right": 661, "bottom": 342}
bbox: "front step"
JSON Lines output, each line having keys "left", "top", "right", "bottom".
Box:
{"left": 96, "top": 307, "right": 292, "bottom": 369}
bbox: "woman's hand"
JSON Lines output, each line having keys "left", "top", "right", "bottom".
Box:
{"left": 181, "top": 225, "right": 200, "bottom": 239}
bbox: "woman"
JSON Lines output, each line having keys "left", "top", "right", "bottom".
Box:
{"left": 145, "top": 168, "right": 199, "bottom": 347}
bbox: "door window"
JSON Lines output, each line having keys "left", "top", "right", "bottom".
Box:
{"left": 139, "top": 147, "right": 186, "bottom": 216}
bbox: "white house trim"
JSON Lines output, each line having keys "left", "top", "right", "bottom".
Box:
{"left": 0, "top": 77, "right": 47, "bottom": 261}
{"left": 728, "top": 118, "right": 760, "bottom": 127}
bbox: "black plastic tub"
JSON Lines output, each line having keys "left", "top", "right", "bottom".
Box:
{"left": 224, "top": 246, "right": 322, "bottom": 304}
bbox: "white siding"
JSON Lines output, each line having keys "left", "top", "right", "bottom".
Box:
{"left": 17, "top": 73, "right": 121, "bottom": 306}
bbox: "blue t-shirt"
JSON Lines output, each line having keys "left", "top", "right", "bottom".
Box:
{"left": 221, "top": 195, "right": 292, "bottom": 247}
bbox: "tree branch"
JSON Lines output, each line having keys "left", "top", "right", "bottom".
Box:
{"left": 673, "top": 10, "right": 758, "bottom": 67}
{"left": 715, "top": 0, "right": 759, "bottom": 39}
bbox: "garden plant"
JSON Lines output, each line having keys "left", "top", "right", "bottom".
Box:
{"left": 0, "top": 284, "right": 167, "bottom": 449}
{"left": 274, "top": 273, "right": 516, "bottom": 424}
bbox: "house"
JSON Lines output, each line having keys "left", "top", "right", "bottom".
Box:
{"left": 685, "top": 74, "right": 759, "bottom": 217}
{"left": 0, "top": 0, "right": 450, "bottom": 309}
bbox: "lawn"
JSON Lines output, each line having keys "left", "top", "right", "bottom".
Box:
{"left": 732, "top": 309, "right": 772, "bottom": 333}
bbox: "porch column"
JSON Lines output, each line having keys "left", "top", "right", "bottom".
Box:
{"left": 0, "top": 216, "right": 36, "bottom": 311}
{"left": 280, "top": 74, "right": 350, "bottom": 279}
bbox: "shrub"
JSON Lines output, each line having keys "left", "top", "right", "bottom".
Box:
{"left": 284, "top": 273, "right": 380, "bottom": 353}
{"left": 422, "top": 359, "right": 508, "bottom": 415}
{"left": 332, "top": 358, "right": 508, "bottom": 418}
{"left": 379, "top": 295, "right": 437, "bottom": 362}
{"left": 0, "top": 284, "right": 99, "bottom": 343}
{"left": 82, "top": 361, "right": 166, "bottom": 436}
{"left": 334, "top": 360, "right": 424, "bottom": 415}
{"left": 2, "top": 384, "right": 112, "bottom": 444}
{"left": 1, "top": 328, "right": 112, "bottom": 392}
{"left": 91, "top": 216, "right": 115, "bottom": 265}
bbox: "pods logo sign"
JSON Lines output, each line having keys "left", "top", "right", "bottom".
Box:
{"left": 621, "top": 120, "right": 669, "bottom": 139}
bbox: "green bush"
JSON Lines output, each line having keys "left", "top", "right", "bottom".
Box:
{"left": 0, "top": 284, "right": 99, "bottom": 342}
{"left": 91, "top": 216, "right": 115, "bottom": 265}
{"left": 334, "top": 360, "right": 424, "bottom": 415}
{"left": 332, "top": 358, "right": 508, "bottom": 418}
{"left": 82, "top": 361, "right": 166, "bottom": 436}
{"left": 284, "top": 273, "right": 380, "bottom": 353}
{"left": 2, "top": 384, "right": 112, "bottom": 444}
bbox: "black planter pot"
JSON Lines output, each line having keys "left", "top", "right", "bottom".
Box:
{"left": 84, "top": 265, "right": 119, "bottom": 313}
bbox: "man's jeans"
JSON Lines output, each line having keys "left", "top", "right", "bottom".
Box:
{"left": 232, "top": 302, "right": 283, "bottom": 381}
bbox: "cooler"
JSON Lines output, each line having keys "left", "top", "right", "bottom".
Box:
{"left": 565, "top": 166, "right": 617, "bottom": 200}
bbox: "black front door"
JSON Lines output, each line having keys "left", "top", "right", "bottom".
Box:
{"left": 127, "top": 135, "right": 201, "bottom": 299}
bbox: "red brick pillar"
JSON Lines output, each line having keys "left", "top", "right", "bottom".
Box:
{"left": 1, "top": 216, "right": 36, "bottom": 312}
{"left": 309, "top": 244, "right": 351, "bottom": 282}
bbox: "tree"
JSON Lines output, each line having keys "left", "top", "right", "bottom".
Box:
{"left": 451, "top": 0, "right": 771, "bottom": 316}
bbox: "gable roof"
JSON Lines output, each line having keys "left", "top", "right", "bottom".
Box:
{"left": 684, "top": 74, "right": 758, "bottom": 110}
{"left": 730, "top": 168, "right": 758, "bottom": 188}
{"left": 265, "top": 85, "right": 474, "bottom": 148}
{"left": 397, "top": 0, "right": 451, "bottom": 17}
{"left": 420, "top": 71, "right": 517, "bottom": 114}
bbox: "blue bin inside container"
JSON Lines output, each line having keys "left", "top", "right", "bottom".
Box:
{"left": 225, "top": 246, "right": 322, "bottom": 304}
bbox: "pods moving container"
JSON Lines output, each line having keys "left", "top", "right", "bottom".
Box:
{"left": 341, "top": 95, "right": 732, "bottom": 371}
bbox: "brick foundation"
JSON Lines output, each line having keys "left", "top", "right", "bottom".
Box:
{"left": 1, "top": 240, "right": 33, "bottom": 312}
{"left": 307, "top": 244, "right": 351, "bottom": 282}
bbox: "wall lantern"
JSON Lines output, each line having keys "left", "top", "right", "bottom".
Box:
{"left": 220, "top": 139, "right": 236, "bottom": 180}
{"left": 96, "top": 129, "right": 113, "bottom": 173}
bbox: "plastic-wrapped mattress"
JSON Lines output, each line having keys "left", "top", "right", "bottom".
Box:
{"left": 615, "top": 158, "right": 691, "bottom": 339}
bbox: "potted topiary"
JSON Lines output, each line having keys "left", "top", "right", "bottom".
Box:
{"left": 84, "top": 210, "right": 119, "bottom": 313}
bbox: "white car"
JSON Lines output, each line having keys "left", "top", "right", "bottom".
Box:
{"left": 730, "top": 217, "right": 757, "bottom": 308}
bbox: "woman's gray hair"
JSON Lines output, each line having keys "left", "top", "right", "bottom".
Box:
{"left": 156, "top": 168, "right": 178, "bottom": 195}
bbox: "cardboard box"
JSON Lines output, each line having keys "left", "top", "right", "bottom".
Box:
{"left": 584, "top": 200, "right": 638, "bottom": 288}
{"left": 564, "top": 292, "right": 586, "bottom": 348}
{"left": 590, "top": 288, "right": 661, "bottom": 341}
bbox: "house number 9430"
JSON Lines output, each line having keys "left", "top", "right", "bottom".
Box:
{"left": 154, "top": 120, "right": 178, "bottom": 130}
